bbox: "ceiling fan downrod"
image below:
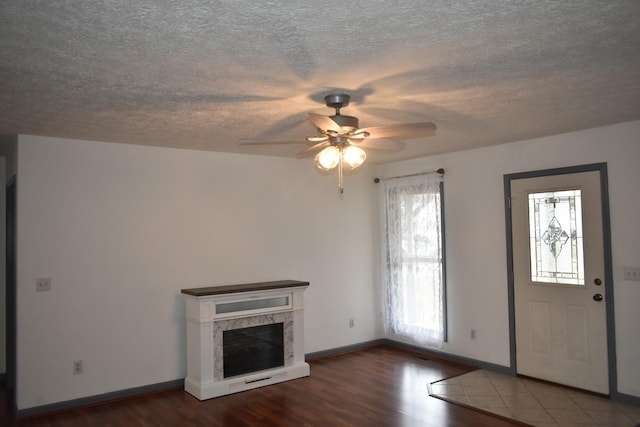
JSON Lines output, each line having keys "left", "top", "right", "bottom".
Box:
{"left": 324, "top": 94, "right": 359, "bottom": 130}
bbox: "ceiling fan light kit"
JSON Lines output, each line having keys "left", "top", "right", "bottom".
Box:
{"left": 342, "top": 145, "right": 366, "bottom": 169}
{"left": 242, "top": 92, "right": 436, "bottom": 196}
{"left": 314, "top": 146, "right": 340, "bottom": 171}
{"left": 314, "top": 143, "right": 367, "bottom": 196}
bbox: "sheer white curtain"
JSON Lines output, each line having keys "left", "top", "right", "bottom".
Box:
{"left": 380, "top": 173, "right": 445, "bottom": 348}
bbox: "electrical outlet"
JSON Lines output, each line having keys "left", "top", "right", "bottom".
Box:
{"left": 349, "top": 318, "right": 355, "bottom": 328}
{"left": 73, "top": 360, "right": 83, "bottom": 374}
{"left": 623, "top": 267, "right": 640, "bottom": 281}
{"left": 470, "top": 329, "right": 476, "bottom": 340}
{"left": 36, "top": 277, "right": 51, "bottom": 292}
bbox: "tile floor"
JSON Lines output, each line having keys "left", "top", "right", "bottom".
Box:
{"left": 429, "top": 369, "right": 640, "bottom": 426}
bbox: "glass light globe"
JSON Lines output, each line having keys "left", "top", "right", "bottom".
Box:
{"left": 314, "top": 146, "right": 340, "bottom": 171}
{"left": 342, "top": 145, "right": 366, "bottom": 170}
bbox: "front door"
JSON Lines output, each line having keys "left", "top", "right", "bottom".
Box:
{"left": 510, "top": 169, "right": 609, "bottom": 394}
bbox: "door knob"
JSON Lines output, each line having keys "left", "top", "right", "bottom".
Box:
{"left": 593, "top": 293, "right": 603, "bottom": 302}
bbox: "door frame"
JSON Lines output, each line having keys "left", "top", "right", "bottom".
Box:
{"left": 504, "top": 162, "right": 617, "bottom": 396}
{"left": 5, "top": 176, "right": 16, "bottom": 396}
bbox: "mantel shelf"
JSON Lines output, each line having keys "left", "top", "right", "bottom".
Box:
{"left": 181, "top": 280, "right": 309, "bottom": 297}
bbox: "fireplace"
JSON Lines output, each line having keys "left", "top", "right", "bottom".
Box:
{"left": 181, "top": 280, "right": 310, "bottom": 400}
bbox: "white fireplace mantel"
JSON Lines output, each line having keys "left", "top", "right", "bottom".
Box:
{"left": 181, "top": 280, "right": 310, "bottom": 400}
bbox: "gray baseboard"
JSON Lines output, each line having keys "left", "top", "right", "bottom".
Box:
{"left": 381, "top": 339, "right": 640, "bottom": 406}
{"left": 612, "top": 391, "right": 640, "bottom": 407}
{"left": 304, "top": 338, "right": 512, "bottom": 375}
{"left": 15, "top": 340, "right": 639, "bottom": 418}
{"left": 380, "top": 339, "right": 514, "bottom": 375}
{"left": 305, "top": 339, "right": 386, "bottom": 360}
{"left": 16, "top": 378, "right": 184, "bottom": 419}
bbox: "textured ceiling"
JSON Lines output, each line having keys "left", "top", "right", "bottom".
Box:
{"left": 1, "top": 1, "right": 639, "bottom": 163}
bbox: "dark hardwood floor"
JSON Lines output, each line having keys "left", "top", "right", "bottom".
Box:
{"left": 2, "top": 345, "right": 524, "bottom": 426}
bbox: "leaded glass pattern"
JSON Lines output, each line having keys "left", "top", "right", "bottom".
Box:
{"left": 528, "top": 189, "right": 584, "bottom": 285}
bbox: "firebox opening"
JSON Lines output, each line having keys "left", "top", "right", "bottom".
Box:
{"left": 222, "top": 322, "right": 285, "bottom": 378}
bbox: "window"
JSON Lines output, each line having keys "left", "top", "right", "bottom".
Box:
{"left": 380, "top": 173, "right": 446, "bottom": 348}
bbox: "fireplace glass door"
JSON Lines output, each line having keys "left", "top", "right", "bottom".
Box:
{"left": 222, "top": 323, "right": 285, "bottom": 378}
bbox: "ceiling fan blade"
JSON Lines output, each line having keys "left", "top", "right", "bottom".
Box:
{"left": 308, "top": 113, "right": 342, "bottom": 133}
{"left": 306, "top": 135, "right": 329, "bottom": 143}
{"left": 351, "top": 128, "right": 369, "bottom": 137}
{"left": 347, "top": 127, "right": 369, "bottom": 140}
{"left": 297, "top": 141, "right": 330, "bottom": 157}
{"left": 352, "top": 139, "right": 406, "bottom": 151}
{"left": 359, "top": 122, "right": 436, "bottom": 140}
{"left": 239, "top": 138, "right": 308, "bottom": 146}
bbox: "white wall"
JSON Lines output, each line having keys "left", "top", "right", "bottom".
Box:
{"left": 17, "top": 121, "right": 639, "bottom": 410}
{"left": 377, "top": 120, "right": 640, "bottom": 398}
{"left": 15, "top": 135, "right": 379, "bottom": 410}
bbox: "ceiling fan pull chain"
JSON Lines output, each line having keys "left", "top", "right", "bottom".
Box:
{"left": 338, "top": 150, "right": 344, "bottom": 197}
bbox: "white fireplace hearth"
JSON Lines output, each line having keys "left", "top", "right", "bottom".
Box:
{"left": 181, "top": 280, "right": 310, "bottom": 400}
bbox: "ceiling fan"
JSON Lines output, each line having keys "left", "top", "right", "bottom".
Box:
{"left": 242, "top": 93, "right": 436, "bottom": 195}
